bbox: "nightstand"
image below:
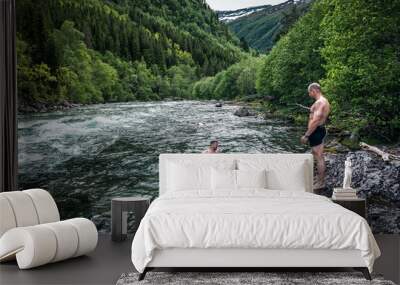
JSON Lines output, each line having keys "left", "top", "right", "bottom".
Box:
{"left": 331, "top": 197, "right": 367, "bottom": 219}
{"left": 111, "top": 197, "right": 151, "bottom": 241}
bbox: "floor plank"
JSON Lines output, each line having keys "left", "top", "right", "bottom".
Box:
{"left": 374, "top": 234, "right": 400, "bottom": 284}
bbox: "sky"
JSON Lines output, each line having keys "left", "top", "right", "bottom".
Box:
{"left": 205, "top": 0, "right": 287, "bottom": 11}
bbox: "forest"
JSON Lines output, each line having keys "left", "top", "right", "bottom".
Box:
{"left": 16, "top": 0, "right": 400, "bottom": 141}
{"left": 16, "top": 0, "right": 244, "bottom": 105}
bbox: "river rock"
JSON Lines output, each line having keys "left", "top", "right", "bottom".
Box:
{"left": 263, "top": 95, "right": 275, "bottom": 101}
{"left": 320, "top": 150, "right": 400, "bottom": 234}
{"left": 18, "top": 104, "right": 38, "bottom": 113}
{"left": 62, "top": 100, "right": 72, "bottom": 108}
{"left": 234, "top": 107, "right": 255, "bottom": 117}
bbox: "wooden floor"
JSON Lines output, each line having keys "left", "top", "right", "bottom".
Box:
{"left": 0, "top": 234, "right": 399, "bottom": 285}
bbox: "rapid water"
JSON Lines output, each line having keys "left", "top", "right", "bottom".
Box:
{"left": 18, "top": 101, "right": 307, "bottom": 231}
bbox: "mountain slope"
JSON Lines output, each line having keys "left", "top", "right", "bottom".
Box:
{"left": 224, "top": 0, "right": 311, "bottom": 52}
{"left": 16, "top": 0, "right": 244, "bottom": 107}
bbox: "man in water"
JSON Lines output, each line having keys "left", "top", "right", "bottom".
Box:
{"left": 202, "top": 140, "right": 219, "bottom": 154}
{"left": 301, "top": 83, "right": 330, "bottom": 190}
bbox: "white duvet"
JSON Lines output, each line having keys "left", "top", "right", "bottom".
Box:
{"left": 131, "top": 190, "right": 380, "bottom": 273}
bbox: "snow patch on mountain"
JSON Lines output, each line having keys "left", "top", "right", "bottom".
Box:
{"left": 216, "top": 0, "right": 310, "bottom": 23}
{"left": 218, "top": 7, "right": 267, "bottom": 22}
{"left": 217, "top": 6, "right": 270, "bottom": 23}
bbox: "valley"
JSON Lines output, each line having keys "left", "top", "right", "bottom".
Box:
{"left": 17, "top": 0, "right": 400, "bottom": 142}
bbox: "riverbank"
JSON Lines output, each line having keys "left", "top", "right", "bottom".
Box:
{"left": 233, "top": 99, "right": 399, "bottom": 150}
{"left": 18, "top": 101, "right": 83, "bottom": 113}
{"left": 17, "top": 98, "right": 191, "bottom": 114}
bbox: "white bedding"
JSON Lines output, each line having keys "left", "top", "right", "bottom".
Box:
{"left": 131, "top": 191, "right": 380, "bottom": 273}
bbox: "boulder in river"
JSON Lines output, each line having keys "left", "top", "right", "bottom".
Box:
{"left": 215, "top": 102, "right": 223, "bottom": 107}
{"left": 234, "top": 106, "right": 255, "bottom": 117}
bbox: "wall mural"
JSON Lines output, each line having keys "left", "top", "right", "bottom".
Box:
{"left": 17, "top": 0, "right": 399, "bottom": 234}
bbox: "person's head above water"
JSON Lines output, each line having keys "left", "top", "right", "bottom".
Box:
{"left": 209, "top": 140, "right": 219, "bottom": 151}
{"left": 307, "top": 82, "right": 322, "bottom": 99}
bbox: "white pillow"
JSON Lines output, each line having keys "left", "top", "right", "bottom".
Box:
{"left": 266, "top": 161, "right": 308, "bottom": 192}
{"left": 211, "top": 168, "right": 237, "bottom": 191}
{"left": 167, "top": 162, "right": 211, "bottom": 191}
{"left": 211, "top": 169, "right": 268, "bottom": 192}
{"left": 236, "top": 169, "right": 268, "bottom": 189}
{"left": 166, "top": 159, "right": 236, "bottom": 193}
{"left": 237, "top": 158, "right": 309, "bottom": 192}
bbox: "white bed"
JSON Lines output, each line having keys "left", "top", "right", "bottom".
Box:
{"left": 131, "top": 154, "right": 380, "bottom": 280}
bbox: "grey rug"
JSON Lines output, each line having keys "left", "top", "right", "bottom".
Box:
{"left": 116, "top": 272, "right": 396, "bottom": 285}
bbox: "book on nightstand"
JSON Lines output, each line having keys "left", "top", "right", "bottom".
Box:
{"left": 332, "top": 187, "right": 358, "bottom": 200}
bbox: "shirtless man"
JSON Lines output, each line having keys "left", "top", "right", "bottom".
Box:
{"left": 202, "top": 140, "right": 219, "bottom": 154}
{"left": 301, "top": 83, "right": 330, "bottom": 189}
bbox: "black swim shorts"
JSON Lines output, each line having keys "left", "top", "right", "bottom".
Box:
{"left": 308, "top": 125, "right": 327, "bottom": 147}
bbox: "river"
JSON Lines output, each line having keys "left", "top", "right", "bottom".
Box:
{"left": 17, "top": 101, "right": 308, "bottom": 231}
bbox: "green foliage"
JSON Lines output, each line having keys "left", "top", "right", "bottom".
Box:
{"left": 16, "top": 0, "right": 245, "bottom": 107}
{"left": 319, "top": 0, "right": 400, "bottom": 140}
{"left": 192, "top": 77, "right": 215, "bottom": 100}
{"left": 16, "top": 0, "right": 243, "bottom": 74}
{"left": 257, "top": 0, "right": 400, "bottom": 141}
{"left": 131, "top": 61, "right": 158, "bottom": 101}
{"left": 17, "top": 37, "right": 65, "bottom": 104}
{"left": 239, "top": 37, "right": 250, "bottom": 52}
{"left": 51, "top": 21, "right": 118, "bottom": 103}
{"left": 165, "top": 64, "right": 198, "bottom": 99}
{"left": 192, "top": 57, "right": 264, "bottom": 100}
{"left": 237, "top": 67, "right": 257, "bottom": 96}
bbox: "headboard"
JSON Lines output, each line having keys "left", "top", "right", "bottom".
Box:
{"left": 159, "top": 153, "right": 314, "bottom": 195}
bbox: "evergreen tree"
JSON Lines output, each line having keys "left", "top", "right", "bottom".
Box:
{"left": 239, "top": 37, "right": 250, "bottom": 52}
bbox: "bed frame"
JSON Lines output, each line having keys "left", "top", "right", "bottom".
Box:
{"left": 138, "top": 154, "right": 372, "bottom": 281}
{"left": 139, "top": 248, "right": 371, "bottom": 280}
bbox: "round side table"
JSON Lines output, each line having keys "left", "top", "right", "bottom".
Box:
{"left": 111, "top": 197, "right": 150, "bottom": 242}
